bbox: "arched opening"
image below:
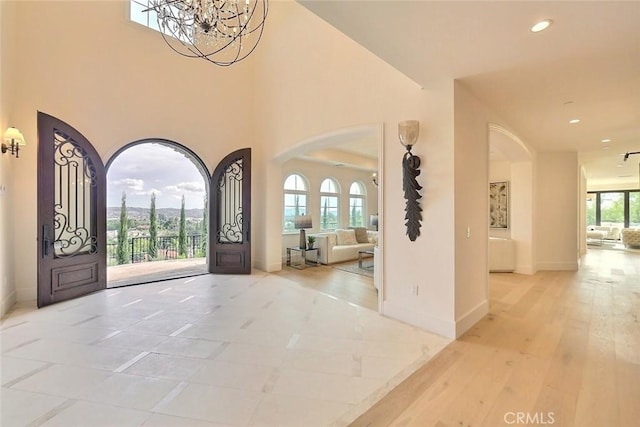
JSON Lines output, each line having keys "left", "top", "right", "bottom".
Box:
{"left": 488, "top": 124, "right": 535, "bottom": 274}
{"left": 274, "top": 124, "right": 383, "bottom": 311}
{"left": 105, "top": 140, "right": 210, "bottom": 287}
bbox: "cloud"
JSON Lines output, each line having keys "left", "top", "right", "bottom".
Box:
{"left": 112, "top": 178, "right": 144, "bottom": 191}
{"left": 165, "top": 182, "right": 206, "bottom": 193}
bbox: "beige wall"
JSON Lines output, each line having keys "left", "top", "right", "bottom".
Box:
{"left": 0, "top": 0, "right": 18, "bottom": 316}
{"left": 9, "top": 0, "right": 254, "bottom": 301}
{"left": 2, "top": 1, "right": 582, "bottom": 338}
{"left": 453, "top": 82, "right": 492, "bottom": 336}
{"left": 536, "top": 152, "right": 579, "bottom": 270}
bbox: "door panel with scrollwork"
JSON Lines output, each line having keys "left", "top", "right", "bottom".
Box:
{"left": 37, "top": 112, "right": 106, "bottom": 307}
{"left": 209, "top": 148, "right": 251, "bottom": 274}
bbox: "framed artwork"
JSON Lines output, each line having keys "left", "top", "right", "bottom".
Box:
{"left": 489, "top": 181, "right": 509, "bottom": 229}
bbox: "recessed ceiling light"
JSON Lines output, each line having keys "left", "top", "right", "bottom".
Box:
{"left": 569, "top": 119, "right": 580, "bottom": 124}
{"left": 601, "top": 138, "right": 611, "bottom": 143}
{"left": 617, "top": 164, "right": 623, "bottom": 168}
{"left": 531, "top": 19, "right": 553, "bottom": 33}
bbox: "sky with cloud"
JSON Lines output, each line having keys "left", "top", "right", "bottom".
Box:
{"left": 107, "top": 143, "right": 208, "bottom": 209}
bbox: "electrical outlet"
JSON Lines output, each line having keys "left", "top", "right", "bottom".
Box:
{"left": 466, "top": 227, "right": 471, "bottom": 238}
{"left": 412, "top": 285, "right": 419, "bottom": 296}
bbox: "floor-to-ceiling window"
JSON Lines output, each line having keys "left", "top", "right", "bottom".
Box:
{"left": 587, "top": 190, "right": 640, "bottom": 229}
{"left": 630, "top": 191, "right": 640, "bottom": 227}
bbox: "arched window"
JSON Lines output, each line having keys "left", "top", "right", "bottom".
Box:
{"left": 320, "top": 178, "right": 340, "bottom": 230}
{"left": 283, "top": 174, "right": 308, "bottom": 232}
{"left": 349, "top": 181, "right": 366, "bottom": 227}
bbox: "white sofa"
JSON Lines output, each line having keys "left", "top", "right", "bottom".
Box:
{"left": 622, "top": 228, "right": 640, "bottom": 248}
{"left": 587, "top": 225, "right": 621, "bottom": 241}
{"left": 313, "top": 228, "right": 377, "bottom": 265}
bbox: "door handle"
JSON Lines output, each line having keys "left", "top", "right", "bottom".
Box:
{"left": 42, "top": 224, "right": 51, "bottom": 257}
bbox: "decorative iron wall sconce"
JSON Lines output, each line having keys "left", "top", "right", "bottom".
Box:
{"left": 2, "top": 127, "right": 26, "bottom": 158}
{"left": 399, "top": 120, "right": 422, "bottom": 241}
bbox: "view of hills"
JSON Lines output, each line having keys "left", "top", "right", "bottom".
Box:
{"left": 106, "top": 206, "right": 204, "bottom": 220}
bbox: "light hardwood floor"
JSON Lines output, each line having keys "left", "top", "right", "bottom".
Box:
{"left": 275, "top": 262, "right": 378, "bottom": 310}
{"left": 349, "top": 247, "right": 640, "bottom": 427}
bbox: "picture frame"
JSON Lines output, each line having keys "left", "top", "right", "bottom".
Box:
{"left": 489, "top": 181, "right": 509, "bottom": 229}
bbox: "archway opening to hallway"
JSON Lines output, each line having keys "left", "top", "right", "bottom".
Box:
{"left": 106, "top": 140, "right": 210, "bottom": 288}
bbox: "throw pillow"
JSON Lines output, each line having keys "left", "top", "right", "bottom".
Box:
{"left": 349, "top": 227, "right": 368, "bottom": 244}
{"left": 335, "top": 229, "right": 357, "bottom": 245}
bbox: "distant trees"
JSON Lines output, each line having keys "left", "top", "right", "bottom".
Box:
{"left": 117, "top": 192, "right": 129, "bottom": 264}
{"left": 200, "top": 195, "right": 208, "bottom": 256}
{"left": 149, "top": 193, "right": 157, "bottom": 259}
{"left": 178, "top": 195, "right": 187, "bottom": 257}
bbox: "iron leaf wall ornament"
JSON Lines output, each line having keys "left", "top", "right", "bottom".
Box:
{"left": 399, "top": 120, "right": 422, "bottom": 241}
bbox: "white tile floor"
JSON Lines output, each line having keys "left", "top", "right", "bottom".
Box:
{"left": 1, "top": 272, "right": 451, "bottom": 427}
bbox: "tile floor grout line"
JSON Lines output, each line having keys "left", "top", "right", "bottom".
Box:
{"left": 3, "top": 338, "right": 41, "bottom": 354}
{"left": 25, "top": 398, "right": 78, "bottom": 427}
{"left": 0, "top": 320, "right": 28, "bottom": 331}
{"left": 143, "top": 310, "right": 164, "bottom": 320}
{"left": 71, "top": 315, "right": 100, "bottom": 327}
{"left": 151, "top": 380, "right": 190, "bottom": 412}
{"left": 169, "top": 323, "right": 193, "bottom": 337}
{"left": 122, "top": 299, "right": 143, "bottom": 307}
{"left": 113, "top": 351, "right": 150, "bottom": 373}
{"left": 90, "top": 330, "right": 122, "bottom": 345}
{"left": 3, "top": 362, "right": 55, "bottom": 388}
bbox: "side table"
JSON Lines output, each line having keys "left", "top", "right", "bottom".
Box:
{"left": 286, "top": 247, "right": 320, "bottom": 269}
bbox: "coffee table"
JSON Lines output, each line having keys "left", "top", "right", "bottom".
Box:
{"left": 358, "top": 249, "right": 374, "bottom": 269}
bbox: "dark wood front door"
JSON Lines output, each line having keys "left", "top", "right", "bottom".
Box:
{"left": 37, "top": 112, "right": 106, "bottom": 307}
{"left": 209, "top": 148, "right": 251, "bottom": 274}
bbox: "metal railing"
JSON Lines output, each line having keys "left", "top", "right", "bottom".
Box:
{"left": 107, "top": 234, "right": 205, "bottom": 266}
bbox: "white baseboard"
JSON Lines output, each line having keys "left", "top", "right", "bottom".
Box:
{"left": 537, "top": 261, "right": 578, "bottom": 271}
{"left": 254, "top": 259, "right": 282, "bottom": 273}
{"left": 16, "top": 286, "right": 36, "bottom": 302}
{"left": 455, "top": 299, "right": 488, "bottom": 338}
{"left": 515, "top": 264, "right": 536, "bottom": 275}
{"left": 1, "top": 289, "right": 16, "bottom": 318}
{"left": 383, "top": 300, "right": 455, "bottom": 339}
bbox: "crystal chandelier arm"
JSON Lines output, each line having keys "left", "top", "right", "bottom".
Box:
{"left": 145, "top": 0, "right": 268, "bottom": 66}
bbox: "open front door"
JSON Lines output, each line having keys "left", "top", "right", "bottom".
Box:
{"left": 37, "top": 112, "right": 106, "bottom": 307}
{"left": 209, "top": 148, "right": 251, "bottom": 274}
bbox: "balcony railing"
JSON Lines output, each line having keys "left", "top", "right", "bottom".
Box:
{"left": 107, "top": 234, "right": 205, "bottom": 266}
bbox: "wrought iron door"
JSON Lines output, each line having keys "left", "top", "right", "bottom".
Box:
{"left": 37, "top": 112, "right": 106, "bottom": 307}
{"left": 209, "top": 148, "right": 251, "bottom": 274}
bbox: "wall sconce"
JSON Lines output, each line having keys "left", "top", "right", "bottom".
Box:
{"left": 399, "top": 120, "right": 422, "bottom": 241}
{"left": 294, "top": 214, "right": 312, "bottom": 249}
{"left": 2, "top": 127, "right": 26, "bottom": 158}
{"left": 372, "top": 172, "right": 379, "bottom": 187}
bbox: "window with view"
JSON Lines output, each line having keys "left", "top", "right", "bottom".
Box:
{"left": 587, "top": 190, "right": 640, "bottom": 229}
{"left": 283, "top": 174, "right": 308, "bottom": 232}
{"left": 130, "top": 1, "right": 160, "bottom": 32}
{"left": 349, "top": 181, "right": 366, "bottom": 227}
{"left": 586, "top": 193, "right": 596, "bottom": 226}
{"left": 630, "top": 191, "right": 640, "bottom": 227}
{"left": 320, "top": 178, "right": 339, "bottom": 230}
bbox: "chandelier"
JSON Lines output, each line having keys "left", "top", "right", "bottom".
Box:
{"left": 145, "top": 0, "right": 268, "bottom": 66}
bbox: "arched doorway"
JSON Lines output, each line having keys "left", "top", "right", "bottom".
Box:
{"left": 273, "top": 124, "right": 384, "bottom": 311}
{"left": 37, "top": 113, "right": 252, "bottom": 307}
{"left": 489, "top": 124, "right": 535, "bottom": 274}
{"left": 105, "top": 140, "right": 210, "bottom": 287}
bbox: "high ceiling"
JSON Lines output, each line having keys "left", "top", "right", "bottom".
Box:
{"left": 299, "top": 1, "right": 640, "bottom": 188}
